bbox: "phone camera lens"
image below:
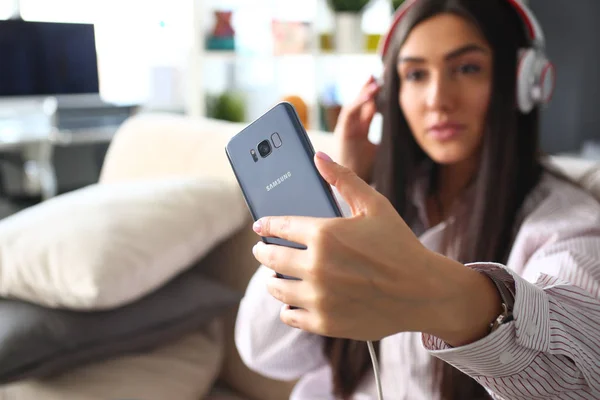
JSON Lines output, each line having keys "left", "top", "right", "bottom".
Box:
{"left": 257, "top": 140, "right": 272, "bottom": 158}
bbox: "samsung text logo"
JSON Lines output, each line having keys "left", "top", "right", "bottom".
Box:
{"left": 266, "top": 172, "right": 292, "bottom": 191}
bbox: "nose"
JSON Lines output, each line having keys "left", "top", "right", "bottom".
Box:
{"left": 425, "top": 72, "right": 455, "bottom": 112}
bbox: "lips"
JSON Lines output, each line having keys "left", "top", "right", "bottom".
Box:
{"left": 427, "top": 122, "right": 466, "bottom": 141}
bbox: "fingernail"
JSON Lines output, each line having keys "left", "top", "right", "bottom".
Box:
{"left": 316, "top": 151, "right": 333, "bottom": 162}
{"left": 252, "top": 241, "right": 263, "bottom": 256}
{"left": 253, "top": 220, "right": 262, "bottom": 233}
{"left": 368, "top": 82, "right": 380, "bottom": 91}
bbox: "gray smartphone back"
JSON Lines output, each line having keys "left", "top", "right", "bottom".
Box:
{"left": 225, "top": 102, "right": 342, "bottom": 250}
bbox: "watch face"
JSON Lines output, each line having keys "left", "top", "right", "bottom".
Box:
{"left": 490, "top": 303, "right": 514, "bottom": 334}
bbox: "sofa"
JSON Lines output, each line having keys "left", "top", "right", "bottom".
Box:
{"left": 96, "top": 113, "right": 350, "bottom": 400}
{"left": 2, "top": 112, "right": 599, "bottom": 400}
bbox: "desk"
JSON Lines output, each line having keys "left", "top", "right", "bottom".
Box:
{"left": 0, "top": 96, "right": 135, "bottom": 200}
{"left": 0, "top": 126, "right": 119, "bottom": 201}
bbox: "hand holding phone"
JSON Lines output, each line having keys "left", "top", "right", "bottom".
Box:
{"left": 333, "top": 76, "right": 381, "bottom": 182}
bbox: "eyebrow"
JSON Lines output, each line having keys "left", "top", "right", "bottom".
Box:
{"left": 398, "top": 44, "right": 488, "bottom": 64}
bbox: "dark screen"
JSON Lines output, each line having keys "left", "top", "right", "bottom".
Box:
{"left": 0, "top": 19, "right": 99, "bottom": 96}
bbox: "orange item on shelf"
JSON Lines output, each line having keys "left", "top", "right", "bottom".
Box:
{"left": 281, "top": 95, "right": 309, "bottom": 129}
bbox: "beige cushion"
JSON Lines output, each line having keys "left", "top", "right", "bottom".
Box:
{"left": 0, "top": 177, "right": 248, "bottom": 310}
{"left": 100, "top": 114, "right": 245, "bottom": 185}
{"left": 549, "top": 155, "right": 600, "bottom": 199}
{"left": 581, "top": 166, "right": 600, "bottom": 199}
{"left": 0, "top": 319, "right": 224, "bottom": 400}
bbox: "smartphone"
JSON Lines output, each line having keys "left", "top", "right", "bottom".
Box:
{"left": 225, "top": 102, "right": 343, "bottom": 280}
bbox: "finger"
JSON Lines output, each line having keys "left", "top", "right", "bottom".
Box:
{"left": 355, "top": 81, "right": 381, "bottom": 106}
{"left": 280, "top": 305, "right": 312, "bottom": 331}
{"left": 342, "top": 80, "right": 381, "bottom": 118}
{"left": 280, "top": 305, "right": 332, "bottom": 336}
{"left": 252, "top": 241, "right": 310, "bottom": 279}
{"left": 279, "top": 304, "right": 312, "bottom": 330}
{"left": 253, "top": 215, "right": 320, "bottom": 244}
{"left": 266, "top": 276, "right": 309, "bottom": 309}
{"left": 357, "top": 75, "right": 375, "bottom": 96}
{"left": 314, "top": 152, "right": 380, "bottom": 216}
{"left": 360, "top": 97, "right": 378, "bottom": 123}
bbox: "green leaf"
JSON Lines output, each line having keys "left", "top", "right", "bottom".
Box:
{"left": 392, "top": 0, "right": 405, "bottom": 10}
{"left": 327, "top": 0, "right": 371, "bottom": 13}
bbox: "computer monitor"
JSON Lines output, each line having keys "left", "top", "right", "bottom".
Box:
{"left": 0, "top": 19, "right": 100, "bottom": 97}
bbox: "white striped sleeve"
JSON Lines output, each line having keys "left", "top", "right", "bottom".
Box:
{"left": 422, "top": 236, "right": 600, "bottom": 400}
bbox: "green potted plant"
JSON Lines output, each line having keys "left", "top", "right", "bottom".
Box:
{"left": 328, "top": 0, "right": 370, "bottom": 12}
{"left": 205, "top": 91, "right": 246, "bottom": 123}
{"left": 327, "top": 0, "right": 371, "bottom": 53}
{"left": 392, "top": 0, "right": 406, "bottom": 11}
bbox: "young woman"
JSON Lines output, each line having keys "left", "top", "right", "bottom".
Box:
{"left": 235, "top": 0, "right": 600, "bottom": 398}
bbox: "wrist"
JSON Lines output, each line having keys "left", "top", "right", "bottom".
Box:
{"left": 426, "top": 255, "right": 503, "bottom": 347}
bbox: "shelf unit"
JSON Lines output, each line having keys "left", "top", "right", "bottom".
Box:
{"left": 186, "top": 0, "right": 391, "bottom": 132}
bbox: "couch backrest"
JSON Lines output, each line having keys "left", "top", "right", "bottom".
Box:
{"left": 548, "top": 155, "right": 600, "bottom": 200}
{"left": 100, "top": 114, "right": 338, "bottom": 185}
{"left": 100, "top": 114, "right": 241, "bottom": 184}
{"left": 101, "top": 114, "right": 600, "bottom": 201}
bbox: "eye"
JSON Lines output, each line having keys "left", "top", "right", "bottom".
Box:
{"left": 404, "top": 69, "right": 427, "bottom": 82}
{"left": 457, "top": 63, "right": 481, "bottom": 74}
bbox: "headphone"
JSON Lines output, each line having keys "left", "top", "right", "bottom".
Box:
{"left": 377, "top": 0, "right": 556, "bottom": 114}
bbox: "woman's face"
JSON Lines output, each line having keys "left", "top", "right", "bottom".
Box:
{"left": 398, "top": 13, "right": 493, "bottom": 165}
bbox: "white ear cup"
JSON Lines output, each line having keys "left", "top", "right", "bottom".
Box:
{"left": 517, "top": 49, "right": 537, "bottom": 113}
{"left": 517, "top": 49, "right": 555, "bottom": 113}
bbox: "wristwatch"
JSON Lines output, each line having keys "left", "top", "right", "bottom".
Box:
{"left": 485, "top": 272, "right": 516, "bottom": 333}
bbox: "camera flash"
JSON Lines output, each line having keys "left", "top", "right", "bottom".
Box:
{"left": 250, "top": 149, "right": 258, "bottom": 162}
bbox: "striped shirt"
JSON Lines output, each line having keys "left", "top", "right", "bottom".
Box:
{"left": 234, "top": 172, "right": 600, "bottom": 399}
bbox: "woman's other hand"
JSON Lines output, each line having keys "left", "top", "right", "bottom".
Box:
{"left": 333, "top": 76, "right": 381, "bottom": 182}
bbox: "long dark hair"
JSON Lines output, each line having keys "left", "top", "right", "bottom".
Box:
{"left": 324, "top": 0, "right": 544, "bottom": 398}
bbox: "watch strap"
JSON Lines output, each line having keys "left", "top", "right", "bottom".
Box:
{"left": 484, "top": 271, "right": 516, "bottom": 333}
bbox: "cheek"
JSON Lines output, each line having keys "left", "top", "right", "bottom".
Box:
{"left": 470, "top": 84, "right": 492, "bottom": 120}
{"left": 465, "top": 82, "right": 492, "bottom": 145}
{"left": 399, "top": 86, "right": 422, "bottom": 131}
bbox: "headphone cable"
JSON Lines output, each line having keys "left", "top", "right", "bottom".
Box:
{"left": 367, "top": 340, "right": 384, "bottom": 400}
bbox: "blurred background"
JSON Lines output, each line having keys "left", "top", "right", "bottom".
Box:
{"left": 0, "top": 0, "right": 598, "bottom": 208}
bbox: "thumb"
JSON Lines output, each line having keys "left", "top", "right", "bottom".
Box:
{"left": 314, "top": 151, "right": 377, "bottom": 216}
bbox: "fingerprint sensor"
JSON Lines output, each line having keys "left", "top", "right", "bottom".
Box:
{"left": 271, "top": 132, "right": 282, "bottom": 148}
